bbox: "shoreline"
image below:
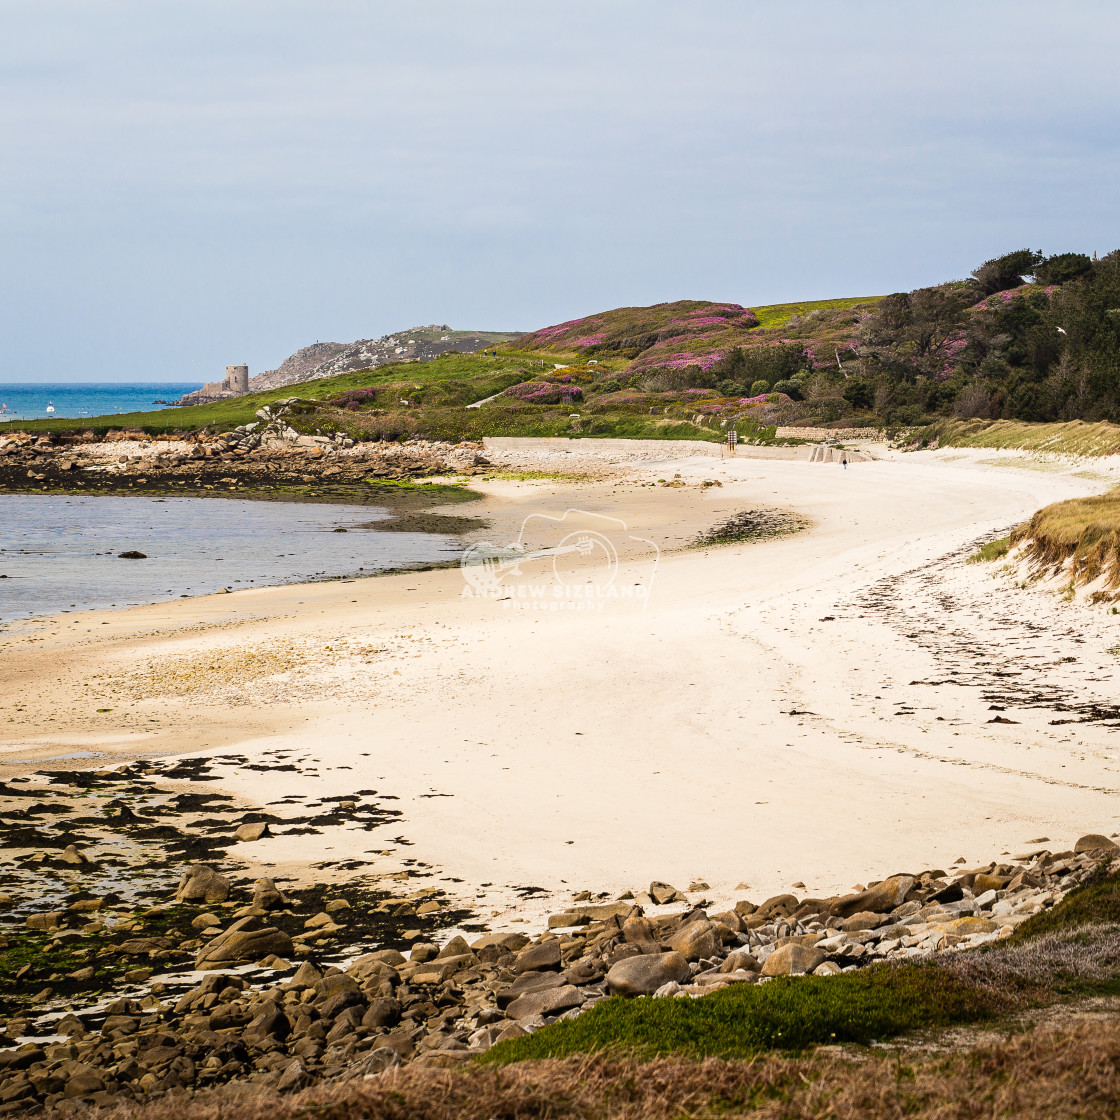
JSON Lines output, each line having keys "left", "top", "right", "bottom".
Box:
{"left": 3, "top": 444, "right": 1120, "bottom": 911}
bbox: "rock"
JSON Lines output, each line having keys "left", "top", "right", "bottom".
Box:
{"left": 667, "top": 920, "right": 721, "bottom": 961}
{"left": 357, "top": 1047, "right": 401, "bottom": 1075}
{"left": 755, "top": 893, "right": 799, "bottom": 919}
{"left": 471, "top": 931, "right": 531, "bottom": 953}
{"left": 325, "top": 898, "right": 351, "bottom": 913}
{"left": 276, "top": 1058, "right": 308, "bottom": 1092}
{"left": 547, "top": 902, "right": 637, "bottom": 928}
{"left": 606, "top": 951, "right": 691, "bottom": 997}
{"left": 505, "top": 984, "right": 583, "bottom": 1020}
{"left": 513, "top": 939, "right": 562, "bottom": 973}
{"left": 175, "top": 864, "right": 230, "bottom": 904}
{"left": 117, "top": 551, "right": 147, "bottom": 560}
{"left": 191, "top": 913, "right": 221, "bottom": 932}
{"left": 410, "top": 942, "right": 439, "bottom": 963}
{"left": 760, "top": 944, "right": 826, "bottom": 976}
{"left": 830, "top": 875, "right": 915, "bottom": 918}
{"left": 437, "top": 935, "right": 473, "bottom": 959}
{"left": 496, "top": 972, "right": 568, "bottom": 1009}
{"left": 196, "top": 917, "right": 293, "bottom": 967}
{"left": 841, "top": 911, "right": 886, "bottom": 932}
{"left": 622, "top": 916, "right": 659, "bottom": 948}
{"left": 649, "top": 881, "right": 684, "bottom": 905}
{"left": 362, "top": 999, "right": 402, "bottom": 1029}
{"left": 244, "top": 1003, "right": 290, "bottom": 1045}
{"left": 1074, "top": 833, "right": 1119, "bottom": 853}
{"left": 813, "top": 961, "right": 841, "bottom": 976}
{"left": 25, "top": 912, "right": 63, "bottom": 931}
{"left": 973, "top": 873, "right": 1011, "bottom": 893}
{"left": 253, "top": 879, "right": 288, "bottom": 910}
{"left": 60, "top": 844, "right": 92, "bottom": 866}
{"left": 719, "top": 950, "right": 760, "bottom": 973}
{"left": 235, "top": 822, "right": 270, "bottom": 842}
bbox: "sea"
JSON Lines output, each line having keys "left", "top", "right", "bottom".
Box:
{"left": 0, "top": 382, "right": 198, "bottom": 422}
{"left": 0, "top": 494, "right": 462, "bottom": 623}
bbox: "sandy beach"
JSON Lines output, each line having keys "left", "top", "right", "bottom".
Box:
{"left": 4, "top": 443, "right": 1120, "bottom": 928}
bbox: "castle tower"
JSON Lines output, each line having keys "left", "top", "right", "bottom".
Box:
{"left": 225, "top": 364, "right": 249, "bottom": 393}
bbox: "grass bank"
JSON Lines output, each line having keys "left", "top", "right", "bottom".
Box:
{"left": 927, "top": 418, "right": 1120, "bottom": 457}
{"left": 1010, "top": 488, "right": 1120, "bottom": 594}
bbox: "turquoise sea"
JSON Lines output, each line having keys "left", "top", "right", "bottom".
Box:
{"left": 0, "top": 382, "right": 198, "bottom": 422}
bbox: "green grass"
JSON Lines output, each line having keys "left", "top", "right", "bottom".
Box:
{"left": 0, "top": 351, "right": 544, "bottom": 437}
{"left": 481, "top": 964, "right": 996, "bottom": 1064}
{"left": 966, "top": 536, "right": 1011, "bottom": 563}
{"left": 750, "top": 295, "right": 881, "bottom": 331}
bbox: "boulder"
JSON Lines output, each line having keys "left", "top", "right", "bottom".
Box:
{"left": 841, "top": 911, "right": 885, "bottom": 932}
{"left": 513, "top": 939, "right": 562, "bottom": 973}
{"left": 25, "top": 912, "right": 63, "bottom": 931}
{"left": 830, "top": 875, "right": 914, "bottom": 918}
{"left": 175, "top": 864, "right": 230, "bottom": 904}
{"left": 649, "top": 881, "right": 685, "bottom": 905}
{"left": 471, "top": 931, "right": 531, "bottom": 953}
{"left": 437, "top": 935, "right": 473, "bottom": 959}
{"left": 196, "top": 917, "right": 293, "bottom": 968}
{"left": 505, "top": 984, "right": 583, "bottom": 1020}
{"left": 235, "top": 822, "right": 270, "bottom": 843}
{"left": 1074, "top": 833, "right": 1119, "bottom": 853}
{"left": 252, "top": 878, "right": 288, "bottom": 910}
{"left": 760, "top": 944, "right": 826, "bottom": 976}
{"left": 755, "top": 893, "right": 799, "bottom": 919}
{"left": 667, "top": 920, "right": 721, "bottom": 961}
{"left": 547, "top": 901, "right": 638, "bottom": 928}
{"left": 606, "top": 951, "right": 691, "bottom": 997}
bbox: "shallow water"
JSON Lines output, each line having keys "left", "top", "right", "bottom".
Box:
{"left": 0, "top": 494, "right": 461, "bottom": 622}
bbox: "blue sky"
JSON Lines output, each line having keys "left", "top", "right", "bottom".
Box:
{"left": 3, "top": 1, "right": 1119, "bottom": 383}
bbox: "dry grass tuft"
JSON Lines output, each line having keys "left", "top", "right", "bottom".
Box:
{"left": 49, "top": 1018, "right": 1120, "bottom": 1120}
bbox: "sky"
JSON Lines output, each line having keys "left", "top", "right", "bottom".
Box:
{"left": 2, "top": 1, "right": 1119, "bottom": 384}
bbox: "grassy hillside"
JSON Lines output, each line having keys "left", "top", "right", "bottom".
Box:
{"left": 1, "top": 350, "right": 767, "bottom": 444}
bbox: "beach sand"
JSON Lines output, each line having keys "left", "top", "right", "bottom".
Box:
{"left": 3, "top": 444, "right": 1120, "bottom": 930}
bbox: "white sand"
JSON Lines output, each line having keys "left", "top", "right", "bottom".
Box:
{"left": 4, "top": 444, "right": 1120, "bottom": 927}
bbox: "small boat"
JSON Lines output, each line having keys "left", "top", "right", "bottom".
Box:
{"left": 45, "top": 402, "right": 55, "bottom": 414}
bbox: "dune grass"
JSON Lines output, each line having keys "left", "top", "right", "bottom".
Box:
{"left": 1011, "top": 487, "right": 1120, "bottom": 591}
{"left": 966, "top": 536, "right": 1011, "bottom": 563}
{"left": 930, "top": 418, "right": 1120, "bottom": 457}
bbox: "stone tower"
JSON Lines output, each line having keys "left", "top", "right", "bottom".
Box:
{"left": 225, "top": 364, "right": 249, "bottom": 393}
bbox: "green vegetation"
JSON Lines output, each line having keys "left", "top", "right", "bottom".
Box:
{"left": 966, "top": 536, "right": 1011, "bottom": 563}
{"left": 750, "top": 295, "right": 881, "bottom": 331}
{"left": 482, "top": 964, "right": 997, "bottom": 1064}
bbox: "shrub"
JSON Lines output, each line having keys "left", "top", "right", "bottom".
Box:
{"left": 1034, "top": 252, "right": 1093, "bottom": 286}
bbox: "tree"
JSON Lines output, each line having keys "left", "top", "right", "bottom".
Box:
{"left": 971, "top": 249, "right": 1043, "bottom": 295}
{"left": 1034, "top": 252, "right": 1092, "bottom": 286}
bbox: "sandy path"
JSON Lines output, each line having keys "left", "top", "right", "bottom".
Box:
{"left": 3, "top": 446, "right": 1120, "bottom": 926}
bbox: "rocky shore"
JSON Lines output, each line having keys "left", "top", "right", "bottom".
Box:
{"left": 0, "top": 426, "right": 490, "bottom": 501}
{"left": 2, "top": 751, "right": 1117, "bottom": 1113}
